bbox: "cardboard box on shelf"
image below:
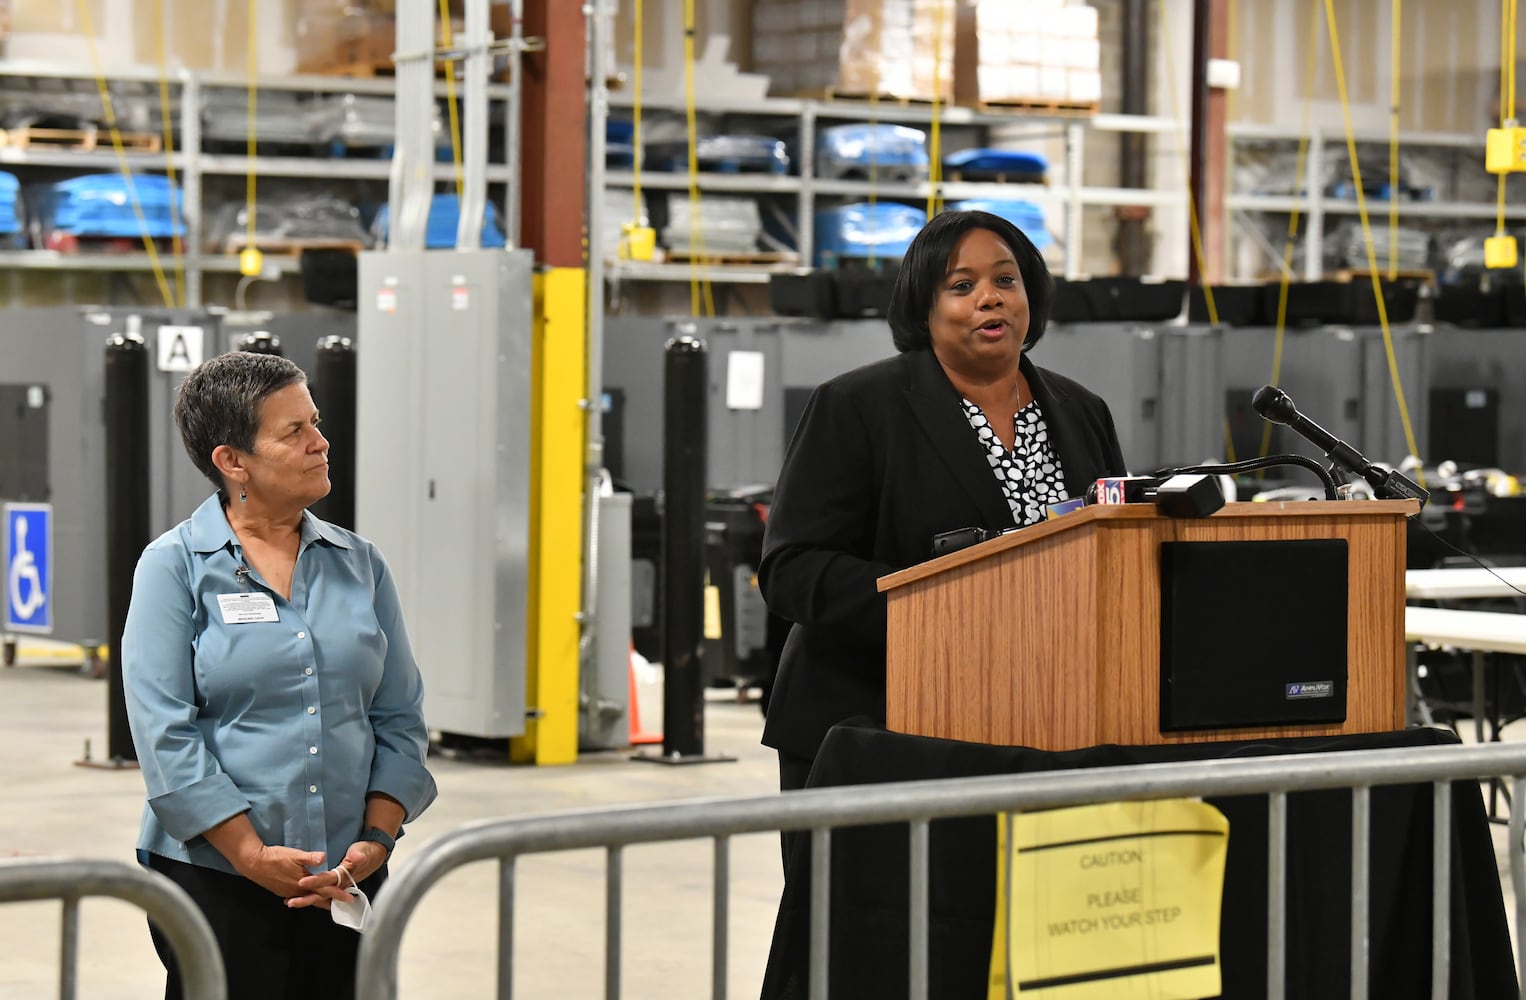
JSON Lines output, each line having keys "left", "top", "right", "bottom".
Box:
{"left": 1038, "top": 64, "right": 1070, "bottom": 101}
{"left": 11, "top": 0, "right": 256, "bottom": 73}
{"left": 1012, "top": 34, "right": 1043, "bottom": 65}
{"left": 955, "top": 1, "right": 1101, "bottom": 109}
{"left": 1065, "top": 37, "right": 1101, "bottom": 70}
{"left": 749, "top": 0, "right": 955, "bottom": 100}
{"left": 839, "top": 1, "right": 956, "bottom": 100}
{"left": 295, "top": 2, "right": 471, "bottom": 78}
{"left": 1068, "top": 68, "right": 1102, "bottom": 103}
{"left": 1053, "top": 4, "right": 1100, "bottom": 37}
{"left": 296, "top": 7, "right": 396, "bottom": 76}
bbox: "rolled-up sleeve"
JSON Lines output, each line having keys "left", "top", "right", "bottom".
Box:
{"left": 366, "top": 550, "right": 437, "bottom": 822}
{"left": 122, "top": 542, "right": 251, "bottom": 843}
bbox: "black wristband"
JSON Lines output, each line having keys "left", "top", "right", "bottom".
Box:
{"left": 360, "top": 826, "right": 396, "bottom": 856}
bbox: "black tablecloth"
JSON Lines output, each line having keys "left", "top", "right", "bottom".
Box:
{"left": 761, "top": 724, "right": 1516, "bottom": 1000}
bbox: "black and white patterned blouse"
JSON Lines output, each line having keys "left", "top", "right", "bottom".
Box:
{"left": 960, "top": 397, "right": 1068, "bottom": 527}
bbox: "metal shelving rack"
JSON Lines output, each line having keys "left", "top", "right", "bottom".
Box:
{"left": 596, "top": 92, "right": 1185, "bottom": 288}
{"left": 0, "top": 62, "right": 517, "bottom": 306}
{"left": 1225, "top": 121, "right": 1526, "bottom": 280}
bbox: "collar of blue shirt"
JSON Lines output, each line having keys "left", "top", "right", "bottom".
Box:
{"left": 186, "top": 493, "right": 353, "bottom": 555}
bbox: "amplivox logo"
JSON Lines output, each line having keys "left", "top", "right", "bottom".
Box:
{"left": 1286, "top": 681, "right": 1335, "bottom": 700}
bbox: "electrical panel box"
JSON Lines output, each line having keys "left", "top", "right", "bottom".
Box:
{"left": 1030, "top": 323, "right": 1164, "bottom": 473}
{"left": 1157, "top": 327, "right": 1226, "bottom": 469}
{"left": 356, "top": 249, "right": 534, "bottom": 739}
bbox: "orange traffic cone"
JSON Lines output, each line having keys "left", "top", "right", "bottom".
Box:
{"left": 629, "top": 645, "right": 662, "bottom": 746}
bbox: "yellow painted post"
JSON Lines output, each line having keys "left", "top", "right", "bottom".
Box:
{"left": 511, "top": 266, "right": 587, "bottom": 765}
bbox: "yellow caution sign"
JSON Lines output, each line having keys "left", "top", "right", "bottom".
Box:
{"left": 989, "top": 799, "right": 1229, "bottom": 1000}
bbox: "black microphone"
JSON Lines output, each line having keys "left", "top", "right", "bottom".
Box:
{"left": 1251, "top": 385, "right": 1429, "bottom": 506}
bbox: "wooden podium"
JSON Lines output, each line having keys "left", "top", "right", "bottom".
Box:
{"left": 877, "top": 500, "right": 1418, "bottom": 752}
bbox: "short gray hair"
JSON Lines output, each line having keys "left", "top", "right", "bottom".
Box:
{"left": 174, "top": 351, "right": 307, "bottom": 491}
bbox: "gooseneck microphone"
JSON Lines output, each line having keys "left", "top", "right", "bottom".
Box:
{"left": 1252, "top": 385, "right": 1429, "bottom": 506}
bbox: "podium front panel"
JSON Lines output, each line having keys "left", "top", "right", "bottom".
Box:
{"left": 884, "top": 503, "right": 1410, "bottom": 751}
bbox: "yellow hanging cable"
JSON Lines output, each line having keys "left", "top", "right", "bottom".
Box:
{"left": 245, "top": 0, "right": 259, "bottom": 259}
{"left": 682, "top": 0, "right": 714, "bottom": 317}
{"left": 631, "top": 0, "right": 644, "bottom": 228}
{"left": 152, "top": 0, "right": 185, "bottom": 307}
{"left": 1387, "top": 0, "right": 1401, "bottom": 279}
{"left": 925, "top": 0, "right": 949, "bottom": 219}
{"left": 1511, "top": 0, "right": 1520, "bottom": 287}
{"left": 1157, "top": 0, "right": 1219, "bottom": 326}
{"left": 1322, "top": 0, "right": 1424, "bottom": 478}
{"left": 1512, "top": 0, "right": 1519, "bottom": 122}
{"left": 439, "top": 0, "right": 466, "bottom": 200}
{"left": 1262, "top": 0, "right": 1323, "bottom": 464}
{"left": 1498, "top": 0, "right": 1511, "bottom": 242}
{"left": 73, "top": 0, "right": 174, "bottom": 308}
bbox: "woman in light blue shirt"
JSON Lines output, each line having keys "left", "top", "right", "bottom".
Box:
{"left": 123, "top": 350, "right": 437, "bottom": 1000}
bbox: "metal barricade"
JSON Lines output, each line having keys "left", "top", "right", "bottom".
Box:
{"left": 0, "top": 857, "right": 225, "bottom": 1000}
{"left": 356, "top": 743, "right": 1526, "bottom": 1000}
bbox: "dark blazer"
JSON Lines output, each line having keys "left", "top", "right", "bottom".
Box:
{"left": 758, "top": 346, "right": 1128, "bottom": 761}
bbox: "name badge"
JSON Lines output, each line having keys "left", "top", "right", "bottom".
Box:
{"left": 217, "top": 592, "right": 279, "bottom": 624}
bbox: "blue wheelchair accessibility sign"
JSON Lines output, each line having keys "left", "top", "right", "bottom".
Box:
{"left": 4, "top": 503, "right": 52, "bottom": 633}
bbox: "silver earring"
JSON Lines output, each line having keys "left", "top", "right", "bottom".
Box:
{"left": 239, "top": 487, "right": 247, "bottom": 503}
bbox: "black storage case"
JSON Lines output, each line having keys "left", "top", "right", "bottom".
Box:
{"left": 831, "top": 267, "right": 897, "bottom": 318}
{"left": 1050, "top": 277, "right": 1186, "bottom": 322}
{"left": 768, "top": 272, "right": 836, "bottom": 319}
{"left": 1282, "top": 279, "right": 1420, "bottom": 325}
{"left": 1188, "top": 283, "right": 1268, "bottom": 326}
{"left": 1433, "top": 286, "right": 1506, "bottom": 328}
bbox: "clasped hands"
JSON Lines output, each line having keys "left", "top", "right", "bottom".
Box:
{"left": 235, "top": 839, "right": 388, "bottom": 909}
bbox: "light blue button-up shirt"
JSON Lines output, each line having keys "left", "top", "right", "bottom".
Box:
{"left": 123, "top": 494, "right": 437, "bottom": 876}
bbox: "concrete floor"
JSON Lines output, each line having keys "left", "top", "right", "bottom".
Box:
{"left": 0, "top": 655, "right": 785, "bottom": 999}
{"left": 3, "top": 651, "right": 1522, "bottom": 997}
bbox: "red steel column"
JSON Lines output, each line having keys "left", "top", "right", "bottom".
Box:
{"left": 519, "top": 0, "right": 587, "bottom": 267}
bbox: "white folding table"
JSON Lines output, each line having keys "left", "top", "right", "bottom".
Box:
{"left": 1405, "top": 567, "right": 1526, "bottom": 602}
{"left": 1404, "top": 605, "right": 1526, "bottom": 817}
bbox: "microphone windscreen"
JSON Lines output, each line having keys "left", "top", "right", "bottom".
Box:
{"left": 1252, "top": 385, "right": 1297, "bottom": 424}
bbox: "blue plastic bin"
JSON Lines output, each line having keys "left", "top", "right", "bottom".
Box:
{"left": 372, "top": 195, "right": 507, "bottom": 249}
{"left": 0, "top": 172, "right": 19, "bottom": 236}
{"left": 649, "top": 135, "right": 790, "bottom": 174}
{"left": 815, "top": 202, "right": 927, "bottom": 266}
{"left": 948, "top": 199, "right": 1051, "bottom": 249}
{"left": 36, "top": 174, "right": 184, "bottom": 238}
{"left": 943, "top": 148, "right": 1048, "bottom": 180}
{"left": 817, "top": 124, "right": 929, "bottom": 179}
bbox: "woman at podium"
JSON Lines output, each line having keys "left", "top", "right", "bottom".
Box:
{"left": 759, "top": 209, "right": 1127, "bottom": 794}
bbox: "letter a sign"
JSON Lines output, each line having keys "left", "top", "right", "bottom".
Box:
{"left": 4, "top": 503, "right": 52, "bottom": 633}
{"left": 157, "top": 325, "right": 205, "bottom": 373}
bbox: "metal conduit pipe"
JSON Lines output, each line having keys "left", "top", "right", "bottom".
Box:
{"left": 579, "top": 1, "right": 612, "bottom": 681}
{"left": 505, "top": 0, "right": 525, "bottom": 248}
{"left": 1187, "top": 0, "right": 1211, "bottom": 284}
{"left": 457, "top": 0, "right": 490, "bottom": 249}
{"left": 390, "top": 0, "right": 434, "bottom": 253}
{"left": 1118, "top": 0, "right": 1151, "bottom": 275}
